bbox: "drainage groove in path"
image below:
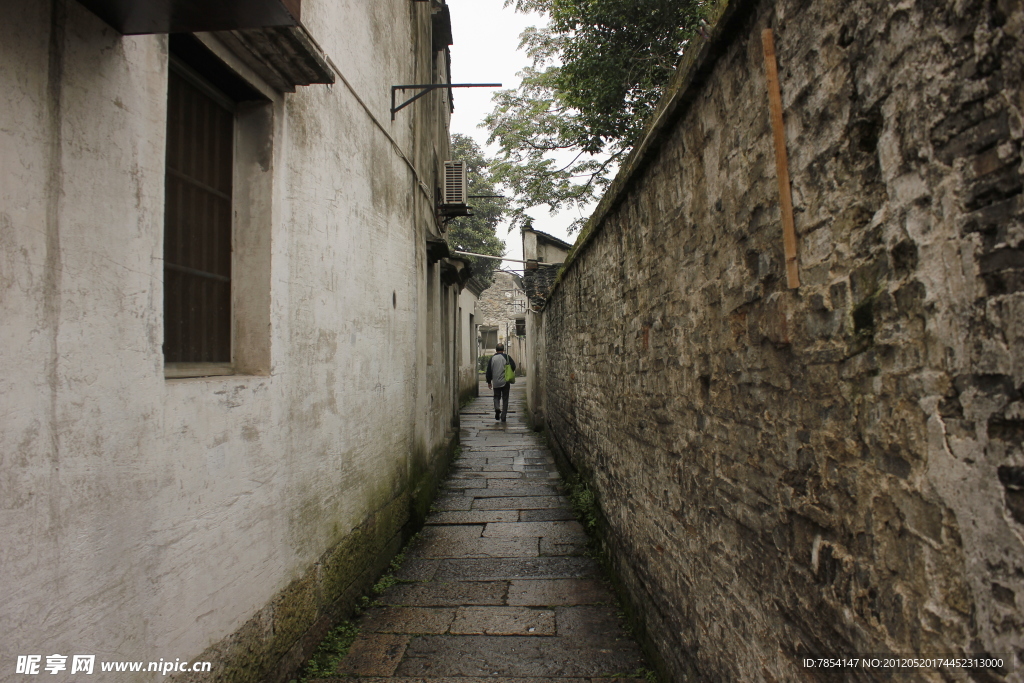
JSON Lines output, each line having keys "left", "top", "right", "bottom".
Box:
{"left": 325, "top": 380, "right": 653, "bottom": 682}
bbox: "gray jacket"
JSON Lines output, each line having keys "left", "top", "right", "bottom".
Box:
{"left": 486, "top": 353, "right": 516, "bottom": 388}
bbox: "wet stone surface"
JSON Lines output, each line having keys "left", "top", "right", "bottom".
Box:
{"left": 432, "top": 556, "right": 602, "bottom": 582}
{"left": 330, "top": 381, "right": 651, "bottom": 681}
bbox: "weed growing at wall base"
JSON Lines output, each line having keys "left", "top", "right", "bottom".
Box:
{"left": 566, "top": 474, "right": 600, "bottom": 534}
{"left": 295, "top": 622, "right": 359, "bottom": 682}
{"left": 635, "top": 667, "right": 659, "bottom": 682}
{"left": 371, "top": 546, "right": 411, "bottom": 595}
{"left": 295, "top": 531, "right": 422, "bottom": 681}
{"left": 552, "top": 446, "right": 665, "bottom": 682}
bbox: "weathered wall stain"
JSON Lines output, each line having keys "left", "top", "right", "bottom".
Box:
{"left": 536, "top": 0, "right": 1024, "bottom": 679}
{"left": 1, "top": 1, "right": 465, "bottom": 683}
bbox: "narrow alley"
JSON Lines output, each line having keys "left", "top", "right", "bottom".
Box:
{"left": 4, "top": 0, "right": 1023, "bottom": 680}
{"left": 330, "top": 381, "right": 651, "bottom": 681}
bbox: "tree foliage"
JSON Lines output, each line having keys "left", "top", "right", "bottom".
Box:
{"left": 446, "top": 134, "right": 506, "bottom": 287}
{"left": 486, "top": 0, "right": 709, "bottom": 233}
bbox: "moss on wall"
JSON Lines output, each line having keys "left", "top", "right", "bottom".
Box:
{"left": 170, "top": 434, "right": 459, "bottom": 683}
{"left": 537, "top": 0, "right": 1024, "bottom": 678}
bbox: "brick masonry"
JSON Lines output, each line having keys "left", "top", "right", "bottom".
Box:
{"left": 537, "top": 0, "right": 1024, "bottom": 679}
{"left": 524, "top": 264, "right": 561, "bottom": 311}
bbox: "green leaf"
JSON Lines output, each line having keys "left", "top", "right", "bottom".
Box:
{"left": 447, "top": 134, "right": 507, "bottom": 287}
{"left": 486, "top": 0, "right": 710, "bottom": 233}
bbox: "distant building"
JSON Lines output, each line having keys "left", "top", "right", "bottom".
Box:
{"left": 476, "top": 271, "right": 529, "bottom": 373}
{"left": 522, "top": 226, "right": 572, "bottom": 310}
{"left": 523, "top": 226, "right": 573, "bottom": 267}
{"left": 521, "top": 227, "right": 572, "bottom": 427}
{"left": 458, "top": 275, "right": 488, "bottom": 401}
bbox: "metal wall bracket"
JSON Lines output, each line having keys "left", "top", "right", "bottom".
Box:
{"left": 391, "top": 83, "right": 501, "bottom": 120}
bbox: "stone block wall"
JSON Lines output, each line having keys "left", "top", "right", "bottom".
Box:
{"left": 540, "top": 0, "right": 1024, "bottom": 679}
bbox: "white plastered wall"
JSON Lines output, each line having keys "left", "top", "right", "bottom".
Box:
{"left": 458, "top": 285, "right": 480, "bottom": 399}
{"left": 0, "top": 0, "right": 458, "bottom": 677}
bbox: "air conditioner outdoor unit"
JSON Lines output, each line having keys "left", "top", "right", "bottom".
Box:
{"left": 443, "top": 161, "right": 468, "bottom": 205}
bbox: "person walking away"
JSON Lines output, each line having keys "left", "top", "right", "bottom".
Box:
{"left": 485, "top": 343, "right": 516, "bottom": 422}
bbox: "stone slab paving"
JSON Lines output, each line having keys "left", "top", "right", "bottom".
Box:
{"left": 327, "top": 381, "right": 651, "bottom": 682}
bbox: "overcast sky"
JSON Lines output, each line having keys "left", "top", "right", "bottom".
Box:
{"left": 447, "top": 0, "right": 587, "bottom": 267}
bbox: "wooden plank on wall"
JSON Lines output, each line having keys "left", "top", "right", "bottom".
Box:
{"left": 762, "top": 28, "right": 801, "bottom": 289}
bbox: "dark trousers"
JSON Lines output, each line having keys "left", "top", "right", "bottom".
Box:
{"left": 493, "top": 383, "right": 511, "bottom": 420}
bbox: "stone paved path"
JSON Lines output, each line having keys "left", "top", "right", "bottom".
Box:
{"left": 329, "top": 381, "right": 651, "bottom": 682}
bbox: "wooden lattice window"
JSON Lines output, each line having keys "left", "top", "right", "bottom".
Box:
{"left": 163, "top": 61, "right": 235, "bottom": 364}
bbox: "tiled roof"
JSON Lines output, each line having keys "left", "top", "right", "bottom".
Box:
{"left": 522, "top": 264, "right": 562, "bottom": 311}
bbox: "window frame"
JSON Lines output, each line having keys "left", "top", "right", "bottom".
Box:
{"left": 163, "top": 57, "right": 236, "bottom": 373}
{"left": 163, "top": 35, "right": 277, "bottom": 380}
